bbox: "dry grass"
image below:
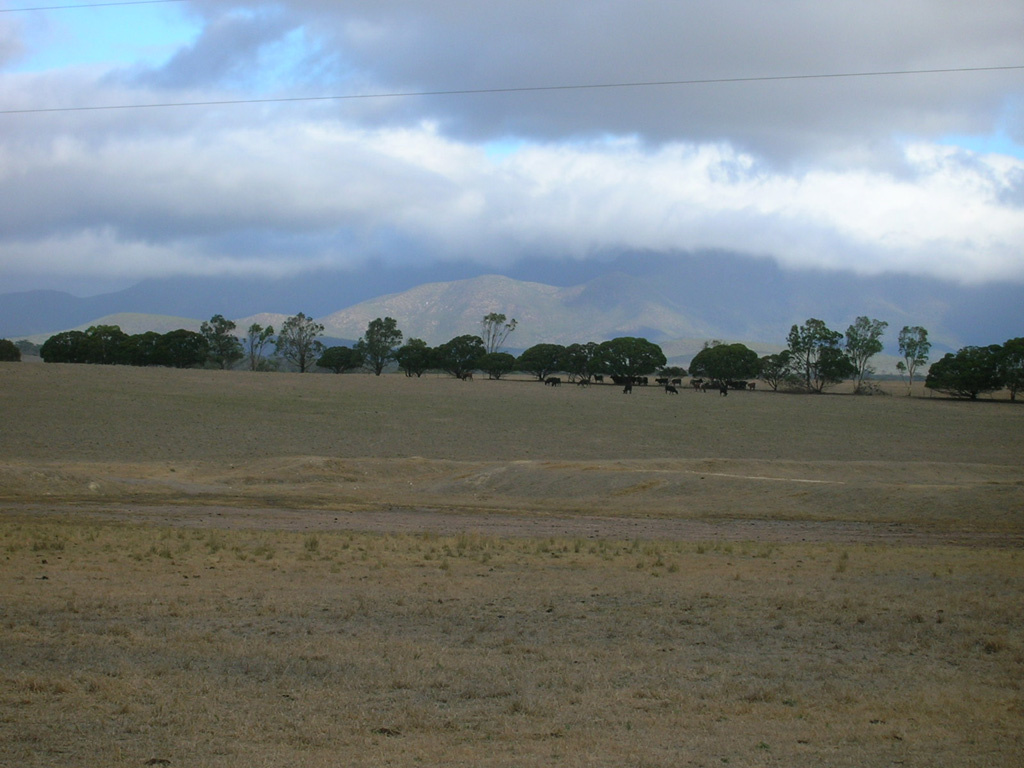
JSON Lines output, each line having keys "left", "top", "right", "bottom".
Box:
{"left": 1, "top": 363, "right": 1022, "bottom": 766}
{"left": 2, "top": 522, "right": 1022, "bottom": 767}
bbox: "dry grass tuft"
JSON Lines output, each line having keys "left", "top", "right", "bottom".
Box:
{"left": 2, "top": 520, "right": 1022, "bottom": 767}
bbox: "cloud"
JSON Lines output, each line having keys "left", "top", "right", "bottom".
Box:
{"left": 1, "top": 114, "right": 1021, "bottom": 285}
{"left": 1, "top": 1, "right": 1023, "bottom": 292}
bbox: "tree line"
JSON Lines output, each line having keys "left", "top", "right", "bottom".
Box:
{"left": 4, "top": 310, "right": 1021, "bottom": 401}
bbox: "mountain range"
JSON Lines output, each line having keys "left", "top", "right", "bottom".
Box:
{"left": 2, "top": 250, "right": 1022, "bottom": 361}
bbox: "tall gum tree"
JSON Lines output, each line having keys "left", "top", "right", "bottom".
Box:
{"left": 897, "top": 326, "right": 931, "bottom": 396}
{"left": 845, "top": 316, "right": 888, "bottom": 392}
{"left": 276, "top": 313, "right": 325, "bottom": 373}
{"left": 356, "top": 317, "right": 403, "bottom": 376}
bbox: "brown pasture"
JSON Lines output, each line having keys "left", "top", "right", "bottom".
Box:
{"left": 1, "top": 363, "right": 1022, "bottom": 767}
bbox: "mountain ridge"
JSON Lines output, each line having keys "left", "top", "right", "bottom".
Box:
{"left": 3, "top": 250, "right": 1022, "bottom": 353}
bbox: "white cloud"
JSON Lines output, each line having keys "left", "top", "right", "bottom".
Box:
{"left": 2, "top": 1, "right": 1023, "bottom": 291}
{"left": 1, "top": 118, "right": 1022, "bottom": 285}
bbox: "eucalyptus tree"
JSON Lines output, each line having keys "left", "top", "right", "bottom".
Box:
{"left": 276, "top": 313, "right": 325, "bottom": 373}
{"left": 786, "top": 319, "right": 855, "bottom": 392}
{"left": 245, "top": 323, "right": 275, "bottom": 371}
{"left": 395, "top": 338, "right": 434, "bottom": 377}
{"left": 845, "top": 316, "right": 888, "bottom": 392}
{"left": 200, "top": 314, "right": 243, "bottom": 370}
{"left": 481, "top": 312, "right": 518, "bottom": 354}
{"left": 356, "top": 316, "right": 403, "bottom": 375}
{"left": 595, "top": 337, "right": 667, "bottom": 381}
{"left": 435, "top": 335, "right": 486, "bottom": 379}
{"left": 896, "top": 326, "right": 931, "bottom": 396}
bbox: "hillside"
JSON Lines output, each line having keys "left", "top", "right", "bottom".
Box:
{"left": 319, "top": 273, "right": 713, "bottom": 347}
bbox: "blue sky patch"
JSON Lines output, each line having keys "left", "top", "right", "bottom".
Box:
{"left": 12, "top": 3, "right": 200, "bottom": 72}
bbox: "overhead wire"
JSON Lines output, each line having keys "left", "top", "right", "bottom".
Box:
{"left": 2, "top": 64, "right": 1022, "bottom": 116}
{"left": 1, "top": 1, "right": 1021, "bottom": 116}
{"left": 0, "top": 0, "right": 185, "bottom": 12}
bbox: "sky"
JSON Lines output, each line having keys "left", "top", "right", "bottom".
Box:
{"left": 1, "top": 0, "right": 1023, "bottom": 297}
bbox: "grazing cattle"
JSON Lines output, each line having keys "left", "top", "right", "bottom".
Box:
{"left": 544, "top": 376, "right": 561, "bottom": 387}
{"left": 593, "top": 374, "right": 604, "bottom": 383}
{"left": 461, "top": 372, "right": 473, "bottom": 381}
{"left": 718, "top": 382, "right": 728, "bottom": 396}
{"left": 655, "top": 377, "right": 669, "bottom": 386}
{"left": 748, "top": 382, "right": 756, "bottom": 391}
{"left": 671, "top": 378, "right": 683, "bottom": 386}
{"left": 692, "top": 378, "right": 705, "bottom": 391}
{"left": 665, "top": 384, "right": 679, "bottom": 394}
{"left": 622, "top": 382, "right": 633, "bottom": 394}
{"left": 576, "top": 379, "right": 589, "bottom": 387}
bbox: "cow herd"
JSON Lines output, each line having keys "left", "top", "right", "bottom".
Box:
{"left": 465, "top": 372, "right": 760, "bottom": 395}
{"left": 534, "top": 374, "right": 758, "bottom": 396}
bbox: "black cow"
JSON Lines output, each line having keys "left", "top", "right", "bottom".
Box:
{"left": 623, "top": 381, "right": 633, "bottom": 394}
{"left": 545, "top": 376, "right": 561, "bottom": 387}
{"left": 665, "top": 385, "right": 678, "bottom": 394}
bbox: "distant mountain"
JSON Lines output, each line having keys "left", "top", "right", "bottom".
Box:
{"left": 319, "top": 274, "right": 714, "bottom": 347}
{"left": 3, "top": 249, "right": 1021, "bottom": 352}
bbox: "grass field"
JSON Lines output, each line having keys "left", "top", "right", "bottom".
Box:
{"left": 1, "top": 363, "right": 1022, "bottom": 766}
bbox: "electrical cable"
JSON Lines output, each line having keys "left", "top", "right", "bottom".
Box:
{"left": 2, "top": 64, "right": 1022, "bottom": 116}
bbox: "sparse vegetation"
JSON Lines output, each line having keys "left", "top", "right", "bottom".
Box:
{"left": 0, "top": 362, "right": 1021, "bottom": 766}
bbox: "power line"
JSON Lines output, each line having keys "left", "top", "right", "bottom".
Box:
{"left": 2, "top": 64, "right": 1022, "bottom": 116}
{"left": 0, "top": 0, "right": 185, "bottom": 12}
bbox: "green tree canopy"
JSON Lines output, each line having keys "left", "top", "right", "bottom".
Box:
{"left": 435, "top": 335, "right": 485, "bottom": 379}
{"left": 0, "top": 338, "right": 21, "bottom": 362}
{"left": 998, "top": 337, "right": 1024, "bottom": 401}
{"left": 276, "top": 313, "right": 325, "bottom": 373}
{"left": 845, "top": 316, "right": 888, "bottom": 391}
{"left": 317, "top": 346, "right": 364, "bottom": 374}
{"left": 83, "top": 325, "right": 130, "bottom": 365}
{"left": 201, "top": 314, "right": 244, "bottom": 370}
{"left": 395, "top": 338, "right": 434, "bottom": 378}
{"left": 478, "top": 352, "right": 516, "bottom": 380}
{"left": 40, "top": 331, "right": 89, "bottom": 363}
{"left": 758, "top": 351, "right": 792, "bottom": 391}
{"left": 356, "top": 316, "right": 403, "bottom": 376}
{"left": 516, "top": 344, "right": 566, "bottom": 380}
{"left": 596, "top": 337, "right": 667, "bottom": 380}
{"left": 123, "top": 331, "right": 163, "bottom": 366}
{"left": 245, "top": 323, "right": 275, "bottom": 371}
{"left": 925, "top": 345, "right": 1004, "bottom": 400}
{"left": 786, "top": 319, "right": 854, "bottom": 392}
{"left": 561, "top": 342, "right": 602, "bottom": 382}
{"left": 155, "top": 329, "right": 208, "bottom": 369}
{"left": 688, "top": 342, "right": 759, "bottom": 381}
{"left": 897, "top": 326, "right": 931, "bottom": 396}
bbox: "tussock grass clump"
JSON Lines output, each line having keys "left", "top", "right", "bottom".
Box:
{"left": 2, "top": 518, "right": 1022, "bottom": 767}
